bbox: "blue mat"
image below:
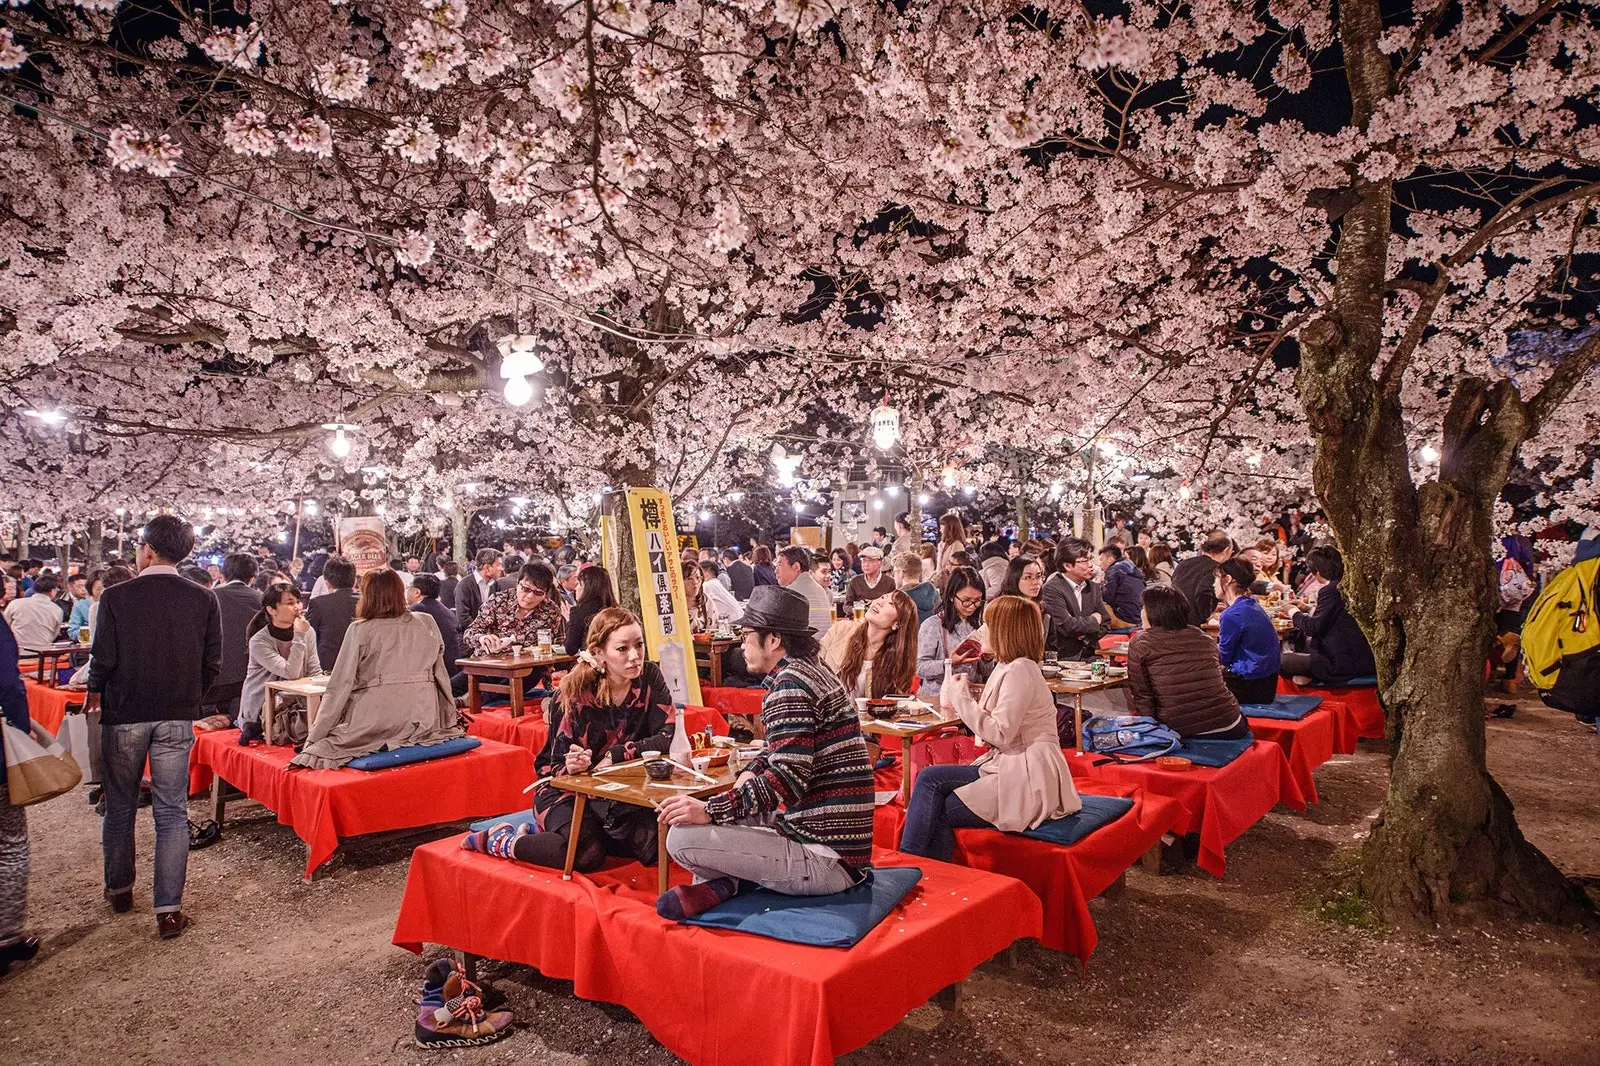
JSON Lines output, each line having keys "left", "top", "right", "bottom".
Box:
{"left": 681, "top": 866, "right": 922, "bottom": 948}
{"left": 468, "top": 810, "right": 539, "bottom": 833}
{"left": 1017, "top": 795, "right": 1134, "bottom": 845}
{"left": 1332, "top": 675, "right": 1378, "bottom": 687}
{"left": 1242, "top": 695, "right": 1324, "bottom": 721}
{"left": 346, "top": 736, "right": 480, "bottom": 770}
{"left": 1169, "top": 735, "right": 1254, "bottom": 768}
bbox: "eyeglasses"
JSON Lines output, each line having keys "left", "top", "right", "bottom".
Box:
{"left": 516, "top": 584, "right": 547, "bottom": 598}
{"left": 953, "top": 595, "right": 983, "bottom": 608}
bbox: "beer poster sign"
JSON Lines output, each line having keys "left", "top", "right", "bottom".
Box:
{"left": 337, "top": 517, "right": 389, "bottom": 576}
{"left": 623, "top": 487, "right": 702, "bottom": 707}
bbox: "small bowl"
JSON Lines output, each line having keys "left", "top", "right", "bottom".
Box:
{"left": 644, "top": 759, "right": 676, "bottom": 781}
{"left": 863, "top": 698, "right": 899, "bottom": 720}
{"left": 692, "top": 747, "right": 730, "bottom": 768}
{"left": 1155, "top": 756, "right": 1194, "bottom": 772}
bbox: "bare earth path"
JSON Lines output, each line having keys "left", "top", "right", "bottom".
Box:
{"left": 3, "top": 695, "right": 1595, "bottom": 1066}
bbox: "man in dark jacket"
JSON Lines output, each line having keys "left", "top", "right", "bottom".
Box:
{"left": 438, "top": 560, "right": 461, "bottom": 610}
{"left": 410, "top": 574, "right": 467, "bottom": 696}
{"left": 306, "top": 556, "right": 358, "bottom": 669}
{"left": 87, "top": 515, "right": 221, "bottom": 940}
{"left": 1098, "top": 544, "right": 1145, "bottom": 628}
{"left": 721, "top": 548, "right": 755, "bottom": 600}
{"left": 455, "top": 548, "right": 502, "bottom": 631}
{"left": 1039, "top": 538, "right": 1106, "bottom": 661}
{"left": 1280, "top": 547, "right": 1376, "bottom": 684}
{"left": 1172, "top": 532, "right": 1233, "bottom": 625}
{"left": 206, "top": 553, "right": 263, "bottom": 722}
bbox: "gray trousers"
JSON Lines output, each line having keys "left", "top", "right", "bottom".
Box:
{"left": 666, "top": 816, "right": 857, "bottom": 897}
{"left": 0, "top": 793, "right": 27, "bottom": 946}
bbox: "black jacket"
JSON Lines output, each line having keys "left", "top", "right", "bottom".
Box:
{"left": 439, "top": 575, "right": 459, "bottom": 610}
{"left": 1172, "top": 554, "right": 1221, "bottom": 625}
{"left": 306, "top": 588, "right": 358, "bottom": 670}
{"left": 1291, "top": 582, "right": 1376, "bottom": 683}
{"left": 211, "top": 581, "right": 264, "bottom": 690}
{"left": 564, "top": 599, "right": 606, "bottom": 655}
{"left": 455, "top": 574, "right": 488, "bottom": 631}
{"left": 89, "top": 571, "right": 222, "bottom": 724}
{"left": 725, "top": 560, "right": 755, "bottom": 600}
{"left": 411, "top": 597, "right": 462, "bottom": 674}
{"left": 1039, "top": 573, "right": 1106, "bottom": 660}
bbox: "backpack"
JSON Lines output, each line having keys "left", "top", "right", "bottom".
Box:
{"left": 1080, "top": 715, "right": 1182, "bottom": 762}
{"left": 1521, "top": 557, "right": 1600, "bottom": 719}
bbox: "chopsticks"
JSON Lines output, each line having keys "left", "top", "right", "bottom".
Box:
{"left": 592, "top": 758, "right": 646, "bottom": 775}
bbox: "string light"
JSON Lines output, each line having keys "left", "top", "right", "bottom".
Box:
{"left": 917, "top": 493, "right": 930, "bottom": 505}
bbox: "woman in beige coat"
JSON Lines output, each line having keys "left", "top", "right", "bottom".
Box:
{"left": 289, "top": 569, "right": 463, "bottom": 770}
{"left": 897, "top": 595, "right": 1080, "bottom": 861}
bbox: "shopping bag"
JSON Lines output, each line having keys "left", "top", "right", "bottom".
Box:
{"left": 56, "top": 711, "right": 93, "bottom": 776}
{"left": 3, "top": 718, "right": 84, "bottom": 806}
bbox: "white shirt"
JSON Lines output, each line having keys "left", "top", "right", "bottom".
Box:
{"left": 702, "top": 577, "right": 744, "bottom": 623}
{"left": 5, "top": 594, "right": 66, "bottom": 652}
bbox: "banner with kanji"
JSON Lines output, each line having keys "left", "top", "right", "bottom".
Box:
{"left": 623, "top": 487, "right": 701, "bottom": 707}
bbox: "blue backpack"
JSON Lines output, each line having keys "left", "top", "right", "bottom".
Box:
{"left": 1080, "top": 715, "right": 1182, "bottom": 762}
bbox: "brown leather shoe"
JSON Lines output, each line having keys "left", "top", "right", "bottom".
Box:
{"left": 156, "top": 912, "right": 190, "bottom": 940}
{"left": 105, "top": 889, "right": 133, "bottom": 914}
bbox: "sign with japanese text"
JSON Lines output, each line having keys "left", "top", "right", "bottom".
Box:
{"left": 622, "top": 487, "right": 701, "bottom": 707}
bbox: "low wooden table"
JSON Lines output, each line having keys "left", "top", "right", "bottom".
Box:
{"left": 549, "top": 760, "right": 737, "bottom": 894}
{"left": 691, "top": 634, "right": 738, "bottom": 687}
{"left": 28, "top": 641, "right": 80, "bottom": 686}
{"left": 859, "top": 710, "right": 958, "bottom": 803}
{"left": 458, "top": 651, "right": 577, "bottom": 718}
{"left": 1047, "top": 675, "right": 1129, "bottom": 754}
{"left": 263, "top": 675, "right": 330, "bottom": 743}
{"left": 1201, "top": 618, "right": 1296, "bottom": 638}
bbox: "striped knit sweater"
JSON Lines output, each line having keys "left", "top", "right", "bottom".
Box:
{"left": 702, "top": 654, "right": 875, "bottom": 869}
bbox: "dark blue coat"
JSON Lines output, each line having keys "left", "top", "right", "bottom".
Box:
{"left": 1290, "top": 583, "right": 1375, "bottom": 683}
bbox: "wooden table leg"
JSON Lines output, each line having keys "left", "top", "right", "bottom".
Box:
{"left": 901, "top": 739, "right": 915, "bottom": 803}
{"left": 932, "top": 982, "right": 962, "bottom": 1012}
{"left": 562, "top": 793, "right": 587, "bottom": 881}
{"left": 262, "top": 690, "right": 277, "bottom": 748}
{"left": 509, "top": 675, "right": 524, "bottom": 719}
{"left": 468, "top": 673, "right": 482, "bottom": 715}
{"left": 658, "top": 826, "right": 670, "bottom": 895}
{"left": 306, "top": 693, "right": 322, "bottom": 730}
{"left": 710, "top": 649, "right": 722, "bottom": 688}
{"left": 1073, "top": 695, "right": 1084, "bottom": 754}
{"left": 209, "top": 772, "right": 227, "bottom": 824}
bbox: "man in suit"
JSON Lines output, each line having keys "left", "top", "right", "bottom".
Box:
{"left": 1039, "top": 537, "right": 1107, "bottom": 661}
{"left": 1172, "top": 531, "right": 1233, "bottom": 626}
{"left": 206, "top": 553, "right": 263, "bottom": 723}
{"left": 492, "top": 554, "right": 523, "bottom": 594}
{"left": 438, "top": 559, "right": 460, "bottom": 610}
{"left": 409, "top": 573, "right": 467, "bottom": 696}
{"left": 720, "top": 548, "right": 755, "bottom": 601}
{"left": 455, "top": 549, "right": 503, "bottom": 632}
{"left": 306, "top": 556, "right": 358, "bottom": 668}
{"left": 87, "top": 515, "right": 221, "bottom": 940}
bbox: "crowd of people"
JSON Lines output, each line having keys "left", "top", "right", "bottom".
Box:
{"left": 1, "top": 504, "right": 1582, "bottom": 967}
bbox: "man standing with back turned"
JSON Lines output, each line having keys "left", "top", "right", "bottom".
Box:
{"left": 88, "top": 515, "right": 221, "bottom": 939}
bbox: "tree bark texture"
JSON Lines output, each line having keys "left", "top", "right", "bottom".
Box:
{"left": 1294, "top": 0, "right": 1592, "bottom": 926}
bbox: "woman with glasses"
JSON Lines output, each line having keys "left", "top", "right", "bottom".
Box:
{"left": 917, "top": 567, "right": 989, "bottom": 700}
{"left": 462, "top": 561, "right": 566, "bottom": 657}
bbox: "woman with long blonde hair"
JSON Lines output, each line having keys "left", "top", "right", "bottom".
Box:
{"left": 463, "top": 606, "right": 674, "bottom": 871}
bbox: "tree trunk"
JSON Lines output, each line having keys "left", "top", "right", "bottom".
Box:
{"left": 85, "top": 519, "right": 104, "bottom": 571}
{"left": 1014, "top": 491, "right": 1030, "bottom": 544}
{"left": 451, "top": 505, "right": 469, "bottom": 564}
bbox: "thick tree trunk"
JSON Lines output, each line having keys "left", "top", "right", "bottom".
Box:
{"left": 451, "top": 505, "right": 469, "bottom": 565}
{"left": 85, "top": 519, "right": 104, "bottom": 571}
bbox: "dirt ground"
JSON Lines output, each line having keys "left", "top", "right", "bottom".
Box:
{"left": 2, "top": 694, "right": 1596, "bottom": 1066}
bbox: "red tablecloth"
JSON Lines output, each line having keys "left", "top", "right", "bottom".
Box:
{"left": 1277, "top": 678, "right": 1384, "bottom": 753}
{"left": 23, "top": 679, "right": 81, "bottom": 736}
{"left": 393, "top": 841, "right": 1040, "bottom": 1066}
{"left": 192, "top": 731, "right": 535, "bottom": 877}
{"left": 700, "top": 685, "right": 764, "bottom": 721}
{"left": 951, "top": 782, "right": 1185, "bottom": 964}
{"left": 1066, "top": 740, "right": 1304, "bottom": 878}
{"left": 1246, "top": 709, "right": 1336, "bottom": 805}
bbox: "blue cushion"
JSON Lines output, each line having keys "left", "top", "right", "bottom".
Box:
{"left": 1335, "top": 675, "right": 1378, "bottom": 687}
{"left": 1242, "top": 695, "right": 1324, "bottom": 721}
{"left": 467, "top": 810, "right": 540, "bottom": 833}
{"left": 680, "top": 866, "right": 923, "bottom": 948}
{"left": 345, "top": 736, "right": 481, "bottom": 771}
{"left": 1018, "top": 795, "right": 1134, "bottom": 845}
{"left": 1169, "top": 735, "right": 1254, "bottom": 768}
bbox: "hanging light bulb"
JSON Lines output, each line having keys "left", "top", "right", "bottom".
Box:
{"left": 503, "top": 373, "right": 534, "bottom": 406}
{"left": 870, "top": 392, "right": 899, "bottom": 451}
{"left": 771, "top": 444, "right": 801, "bottom": 488}
{"left": 323, "top": 422, "right": 357, "bottom": 458}
{"left": 1419, "top": 443, "right": 1440, "bottom": 463}
{"left": 498, "top": 334, "right": 545, "bottom": 407}
{"left": 1179, "top": 482, "right": 1192, "bottom": 500}
{"left": 941, "top": 466, "right": 957, "bottom": 488}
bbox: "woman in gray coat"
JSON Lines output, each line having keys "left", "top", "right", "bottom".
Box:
{"left": 290, "top": 569, "right": 463, "bottom": 769}
{"left": 237, "top": 584, "right": 321, "bottom": 746}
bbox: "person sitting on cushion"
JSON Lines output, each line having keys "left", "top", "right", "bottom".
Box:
{"left": 898, "top": 595, "right": 1081, "bottom": 862}
{"left": 1124, "top": 585, "right": 1250, "bottom": 740}
{"left": 1214, "top": 558, "right": 1282, "bottom": 706}
{"left": 461, "top": 560, "right": 566, "bottom": 657}
{"left": 1280, "top": 546, "right": 1376, "bottom": 685}
{"left": 654, "top": 585, "right": 874, "bottom": 919}
{"left": 463, "top": 607, "right": 674, "bottom": 871}
{"left": 237, "top": 584, "right": 322, "bottom": 746}
{"left": 289, "top": 569, "right": 464, "bottom": 769}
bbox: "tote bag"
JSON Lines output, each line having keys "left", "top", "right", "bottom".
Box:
{"left": 4, "top": 719, "right": 84, "bottom": 806}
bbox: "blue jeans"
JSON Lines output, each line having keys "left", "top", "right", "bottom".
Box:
{"left": 102, "top": 721, "right": 194, "bottom": 913}
{"left": 897, "top": 764, "right": 993, "bottom": 863}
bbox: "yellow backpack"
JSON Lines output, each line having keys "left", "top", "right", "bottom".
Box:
{"left": 1521, "top": 557, "right": 1600, "bottom": 718}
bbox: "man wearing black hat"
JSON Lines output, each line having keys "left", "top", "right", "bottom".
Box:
{"left": 655, "top": 586, "right": 874, "bottom": 920}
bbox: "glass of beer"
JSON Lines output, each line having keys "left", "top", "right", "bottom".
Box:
{"left": 536, "top": 629, "right": 553, "bottom": 657}
{"left": 852, "top": 601, "right": 866, "bottom": 622}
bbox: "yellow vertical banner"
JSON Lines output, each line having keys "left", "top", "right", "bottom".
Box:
{"left": 624, "top": 487, "right": 703, "bottom": 707}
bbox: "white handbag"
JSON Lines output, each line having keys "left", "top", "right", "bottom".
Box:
{"left": 4, "top": 718, "right": 84, "bottom": 806}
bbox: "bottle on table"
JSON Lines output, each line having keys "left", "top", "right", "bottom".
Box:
{"left": 670, "top": 704, "right": 693, "bottom": 766}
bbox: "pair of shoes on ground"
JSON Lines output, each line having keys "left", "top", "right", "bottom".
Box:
{"left": 104, "top": 888, "right": 190, "bottom": 939}
{"left": 415, "top": 958, "right": 513, "bottom": 1048}
{"left": 0, "top": 936, "right": 40, "bottom": 976}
